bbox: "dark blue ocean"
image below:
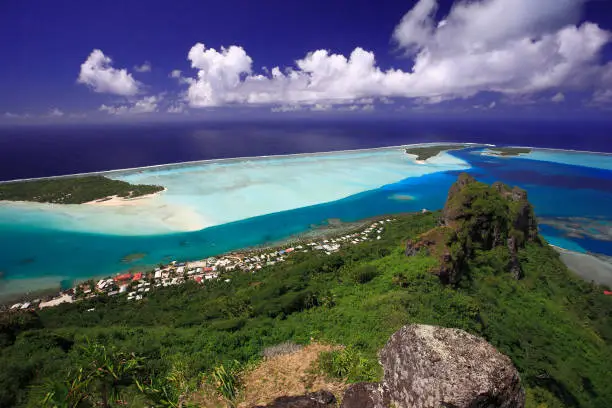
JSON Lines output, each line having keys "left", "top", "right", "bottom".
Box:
{"left": 1, "top": 119, "right": 612, "bottom": 181}
{"left": 0, "top": 119, "right": 611, "bottom": 298}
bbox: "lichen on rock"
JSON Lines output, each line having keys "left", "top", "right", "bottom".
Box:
{"left": 341, "top": 324, "right": 525, "bottom": 408}
{"left": 379, "top": 325, "right": 525, "bottom": 408}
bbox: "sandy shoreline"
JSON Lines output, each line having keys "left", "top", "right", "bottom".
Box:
{"left": 0, "top": 213, "right": 400, "bottom": 306}
{"left": 3, "top": 236, "right": 611, "bottom": 306}
{"left": 0, "top": 142, "right": 486, "bottom": 184}
{"left": 551, "top": 246, "right": 612, "bottom": 288}
{"left": 84, "top": 188, "right": 166, "bottom": 207}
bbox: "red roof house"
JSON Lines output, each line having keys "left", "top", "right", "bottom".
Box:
{"left": 114, "top": 273, "right": 132, "bottom": 282}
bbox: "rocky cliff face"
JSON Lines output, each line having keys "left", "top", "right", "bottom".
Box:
{"left": 341, "top": 325, "right": 525, "bottom": 408}
{"left": 406, "top": 173, "right": 539, "bottom": 284}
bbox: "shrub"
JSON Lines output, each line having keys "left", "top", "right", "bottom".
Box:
{"left": 351, "top": 265, "right": 380, "bottom": 284}
{"left": 318, "top": 347, "right": 379, "bottom": 383}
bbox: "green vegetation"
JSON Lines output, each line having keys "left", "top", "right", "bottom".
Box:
{"left": 211, "top": 362, "right": 241, "bottom": 406}
{"left": 487, "top": 147, "right": 532, "bottom": 156}
{"left": 407, "top": 173, "right": 539, "bottom": 284}
{"left": 1, "top": 180, "right": 611, "bottom": 407}
{"left": 0, "top": 175, "right": 164, "bottom": 204}
{"left": 318, "top": 347, "right": 379, "bottom": 383}
{"left": 404, "top": 144, "right": 469, "bottom": 161}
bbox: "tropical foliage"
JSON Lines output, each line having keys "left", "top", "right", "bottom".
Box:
{"left": 1, "top": 211, "right": 611, "bottom": 407}
{"left": 0, "top": 175, "right": 164, "bottom": 204}
{"left": 404, "top": 145, "right": 469, "bottom": 161}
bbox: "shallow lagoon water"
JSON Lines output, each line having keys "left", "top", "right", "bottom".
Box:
{"left": 0, "top": 148, "right": 469, "bottom": 235}
{"left": 0, "top": 145, "right": 611, "bottom": 299}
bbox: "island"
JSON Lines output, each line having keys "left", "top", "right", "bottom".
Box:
{"left": 0, "top": 175, "right": 164, "bottom": 204}
{"left": 404, "top": 144, "right": 469, "bottom": 161}
{"left": 485, "top": 147, "right": 532, "bottom": 156}
{"left": 1, "top": 174, "right": 610, "bottom": 408}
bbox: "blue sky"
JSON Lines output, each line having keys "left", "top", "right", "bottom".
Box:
{"left": 2, "top": 0, "right": 612, "bottom": 123}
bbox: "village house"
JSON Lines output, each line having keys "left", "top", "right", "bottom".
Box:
{"left": 3, "top": 218, "right": 395, "bottom": 312}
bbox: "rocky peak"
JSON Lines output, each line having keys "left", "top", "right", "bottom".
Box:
{"left": 407, "top": 173, "right": 539, "bottom": 284}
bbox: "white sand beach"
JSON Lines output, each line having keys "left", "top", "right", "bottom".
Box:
{"left": 84, "top": 188, "right": 166, "bottom": 207}
{"left": 554, "top": 247, "right": 612, "bottom": 288}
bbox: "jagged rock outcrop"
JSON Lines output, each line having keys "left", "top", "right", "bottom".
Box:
{"left": 506, "top": 236, "right": 523, "bottom": 280}
{"left": 341, "top": 325, "right": 525, "bottom": 408}
{"left": 253, "top": 390, "right": 336, "bottom": 407}
{"left": 406, "top": 173, "right": 539, "bottom": 284}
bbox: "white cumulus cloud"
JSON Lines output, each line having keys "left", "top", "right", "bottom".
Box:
{"left": 134, "top": 61, "right": 152, "bottom": 73}
{"left": 48, "top": 108, "right": 64, "bottom": 117}
{"left": 3, "top": 112, "right": 30, "bottom": 119}
{"left": 180, "top": 0, "right": 611, "bottom": 108}
{"left": 271, "top": 105, "right": 304, "bottom": 113}
{"left": 100, "top": 95, "right": 160, "bottom": 115}
{"left": 78, "top": 49, "right": 140, "bottom": 96}
{"left": 592, "top": 89, "right": 612, "bottom": 105}
{"left": 390, "top": 0, "right": 610, "bottom": 99}
{"left": 167, "top": 103, "right": 187, "bottom": 114}
{"left": 552, "top": 92, "right": 566, "bottom": 102}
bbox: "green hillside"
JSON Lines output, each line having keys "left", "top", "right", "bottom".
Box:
{"left": 1, "top": 176, "right": 611, "bottom": 407}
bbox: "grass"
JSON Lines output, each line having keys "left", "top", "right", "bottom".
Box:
{"left": 237, "top": 342, "right": 346, "bottom": 407}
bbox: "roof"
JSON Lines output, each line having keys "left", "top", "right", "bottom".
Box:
{"left": 114, "top": 273, "right": 132, "bottom": 281}
{"left": 132, "top": 272, "right": 143, "bottom": 281}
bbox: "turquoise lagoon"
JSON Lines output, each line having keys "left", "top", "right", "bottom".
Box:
{"left": 1, "top": 145, "right": 611, "bottom": 299}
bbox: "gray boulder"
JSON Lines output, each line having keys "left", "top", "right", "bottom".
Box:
{"left": 340, "top": 382, "right": 388, "bottom": 408}
{"left": 378, "top": 324, "right": 525, "bottom": 408}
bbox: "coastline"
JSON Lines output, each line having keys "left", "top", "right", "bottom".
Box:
{"left": 551, "top": 245, "right": 612, "bottom": 288}
{"left": 0, "top": 142, "right": 488, "bottom": 184}
{"left": 84, "top": 188, "right": 166, "bottom": 207}
{"left": 3, "top": 214, "right": 611, "bottom": 306}
{"left": 506, "top": 145, "right": 612, "bottom": 156}
{"left": 0, "top": 188, "right": 167, "bottom": 207}
{"left": 5, "top": 142, "right": 612, "bottom": 185}
{"left": 0, "top": 212, "right": 400, "bottom": 307}
{"left": 1, "top": 143, "right": 611, "bottom": 303}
